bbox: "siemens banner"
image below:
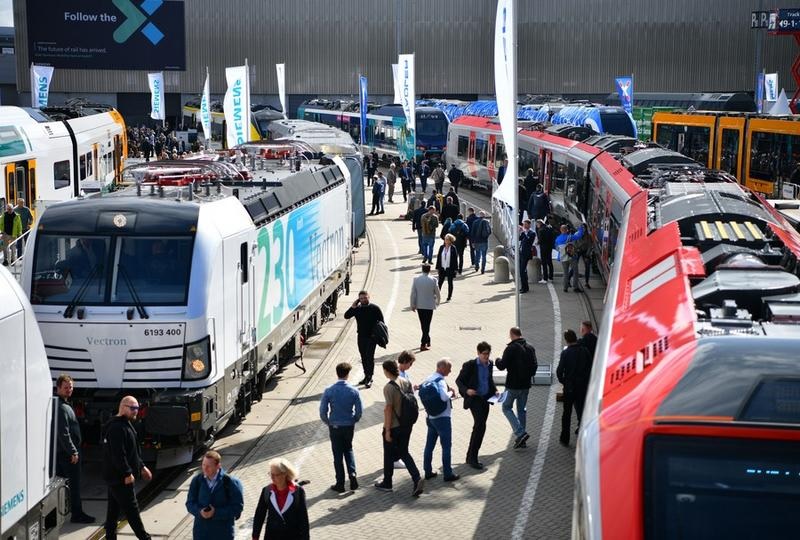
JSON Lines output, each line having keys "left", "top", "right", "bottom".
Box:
{"left": 27, "top": 0, "right": 186, "bottom": 71}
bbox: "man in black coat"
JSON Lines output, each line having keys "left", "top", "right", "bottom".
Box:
{"left": 343, "top": 290, "right": 385, "bottom": 388}
{"left": 536, "top": 219, "right": 556, "bottom": 282}
{"left": 518, "top": 220, "right": 536, "bottom": 293}
{"left": 456, "top": 341, "right": 499, "bottom": 469}
{"left": 102, "top": 396, "right": 153, "bottom": 540}
{"left": 56, "top": 375, "right": 95, "bottom": 523}
{"left": 556, "top": 330, "right": 593, "bottom": 447}
{"left": 495, "top": 327, "right": 538, "bottom": 449}
{"left": 578, "top": 321, "right": 598, "bottom": 360}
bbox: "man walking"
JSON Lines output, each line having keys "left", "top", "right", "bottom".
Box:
{"left": 55, "top": 375, "right": 95, "bottom": 524}
{"left": 518, "top": 219, "right": 536, "bottom": 293}
{"left": 102, "top": 396, "right": 153, "bottom": 540}
{"left": 420, "top": 359, "right": 459, "bottom": 482}
{"left": 410, "top": 263, "right": 440, "bottom": 351}
{"left": 431, "top": 163, "right": 445, "bottom": 194}
{"left": 411, "top": 203, "right": 427, "bottom": 255}
{"left": 536, "top": 219, "right": 555, "bottom": 283}
{"left": 185, "top": 451, "right": 244, "bottom": 540}
{"left": 14, "top": 198, "right": 32, "bottom": 257}
{"left": 386, "top": 163, "right": 397, "bottom": 203}
{"left": 374, "top": 360, "right": 425, "bottom": 497}
{"left": 2, "top": 203, "right": 21, "bottom": 265}
{"left": 376, "top": 171, "right": 387, "bottom": 213}
{"left": 556, "top": 330, "right": 593, "bottom": 447}
{"left": 420, "top": 206, "right": 439, "bottom": 265}
{"left": 471, "top": 211, "right": 492, "bottom": 274}
{"left": 464, "top": 208, "right": 478, "bottom": 267}
{"left": 495, "top": 327, "right": 538, "bottom": 449}
{"left": 344, "top": 290, "right": 384, "bottom": 388}
{"left": 456, "top": 342, "right": 499, "bottom": 469}
{"left": 319, "top": 362, "right": 363, "bottom": 493}
{"left": 578, "top": 320, "right": 598, "bottom": 360}
{"left": 448, "top": 164, "right": 463, "bottom": 194}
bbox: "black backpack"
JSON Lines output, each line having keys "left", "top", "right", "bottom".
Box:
{"left": 390, "top": 380, "right": 419, "bottom": 427}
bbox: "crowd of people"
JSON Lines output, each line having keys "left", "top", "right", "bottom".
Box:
{"left": 126, "top": 125, "right": 201, "bottom": 161}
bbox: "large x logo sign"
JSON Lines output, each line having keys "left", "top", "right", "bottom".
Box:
{"left": 113, "top": 0, "right": 165, "bottom": 45}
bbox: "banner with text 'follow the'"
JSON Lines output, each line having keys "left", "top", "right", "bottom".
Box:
{"left": 224, "top": 64, "right": 251, "bottom": 148}
{"left": 398, "top": 53, "right": 415, "bottom": 161}
{"left": 148, "top": 72, "right": 165, "bottom": 121}
{"left": 30, "top": 64, "right": 54, "bottom": 108}
{"left": 200, "top": 68, "right": 211, "bottom": 142}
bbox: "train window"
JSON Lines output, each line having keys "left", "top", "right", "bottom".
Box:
{"left": 475, "top": 139, "right": 487, "bottom": 165}
{"left": 31, "top": 235, "right": 111, "bottom": 304}
{"left": 720, "top": 129, "right": 740, "bottom": 177}
{"left": 85, "top": 152, "right": 93, "bottom": 178}
{"left": 749, "top": 131, "right": 800, "bottom": 183}
{"left": 645, "top": 435, "right": 800, "bottom": 540}
{"left": 112, "top": 236, "right": 194, "bottom": 305}
{"left": 0, "top": 126, "right": 27, "bottom": 157}
{"left": 495, "top": 143, "right": 505, "bottom": 167}
{"left": 457, "top": 136, "right": 468, "bottom": 158}
{"left": 552, "top": 163, "right": 567, "bottom": 192}
{"left": 519, "top": 148, "right": 536, "bottom": 176}
{"left": 656, "top": 124, "right": 711, "bottom": 165}
{"left": 53, "top": 160, "right": 70, "bottom": 189}
{"left": 79, "top": 154, "right": 87, "bottom": 180}
{"left": 240, "top": 242, "right": 249, "bottom": 284}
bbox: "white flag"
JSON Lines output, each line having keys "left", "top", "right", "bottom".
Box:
{"left": 276, "top": 63, "right": 287, "bottom": 119}
{"left": 200, "top": 68, "right": 212, "bottom": 142}
{"left": 765, "top": 73, "right": 779, "bottom": 102}
{"left": 30, "top": 64, "right": 54, "bottom": 108}
{"left": 148, "top": 72, "right": 165, "bottom": 121}
{"left": 492, "top": 0, "right": 517, "bottom": 207}
{"left": 224, "top": 64, "right": 251, "bottom": 148}
{"left": 398, "top": 54, "right": 415, "bottom": 132}
{"left": 392, "top": 63, "right": 401, "bottom": 104}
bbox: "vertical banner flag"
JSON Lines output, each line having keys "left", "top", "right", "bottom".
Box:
{"left": 200, "top": 67, "right": 212, "bottom": 143}
{"left": 765, "top": 73, "right": 779, "bottom": 102}
{"left": 492, "top": 0, "right": 517, "bottom": 207}
{"left": 224, "top": 63, "right": 251, "bottom": 148}
{"left": 615, "top": 76, "right": 633, "bottom": 115}
{"left": 359, "top": 75, "right": 368, "bottom": 147}
{"left": 398, "top": 53, "right": 416, "bottom": 161}
{"left": 756, "top": 72, "right": 765, "bottom": 114}
{"left": 391, "top": 63, "right": 401, "bottom": 104}
{"left": 276, "top": 63, "right": 287, "bottom": 119}
{"left": 148, "top": 72, "right": 165, "bottom": 121}
{"left": 30, "top": 64, "right": 55, "bottom": 108}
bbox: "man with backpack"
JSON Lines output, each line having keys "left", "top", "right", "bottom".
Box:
{"left": 471, "top": 211, "right": 492, "bottom": 274}
{"left": 420, "top": 206, "right": 439, "bottom": 265}
{"left": 420, "top": 359, "right": 460, "bottom": 482}
{"left": 374, "top": 359, "right": 425, "bottom": 497}
{"left": 185, "top": 451, "right": 244, "bottom": 540}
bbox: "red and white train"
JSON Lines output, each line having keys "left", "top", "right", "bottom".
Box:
{"left": 448, "top": 115, "right": 800, "bottom": 538}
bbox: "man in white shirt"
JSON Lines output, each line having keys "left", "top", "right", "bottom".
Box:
{"left": 420, "top": 359, "right": 459, "bottom": 482}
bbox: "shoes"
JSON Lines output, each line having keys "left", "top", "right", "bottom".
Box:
{"left": 420, "top": 344, "right": 430, "bottom": 351}
{"left": 513, "top": 432, "right": 530, "bottom": 449}
{"left": 446, "top": 296, "right": 452, "bottom": 301}
{"left": 585, "top": 282, "right": 591, "bottom": 289}
{"left": 575, "top": 427, "right": 580, "bottom": 435}
{"left": 374, "top": 481, "right": 393, "bottom": 492}
{"left": 559, "top": 438, "right": 570, "bottom": 447}
{"left": 394, "top": 460, "right": 406, "bottom": 469}
{"left": 70, "top": 513, "right": 96, "bottom": 524}
{"left": 467, "top": 461, "right": 485, "bottom": 470}
{"left": 538, "top": 279, "right": 547, "bottom": 284}
{"left": 412, "top": 477, "right": 425, "bottom": 497}
{"left": 357, "top": 377, "right": 368, "bottom": 385}
{"left": 474, "top": 265, "right": 479, "bottom": 271}
{"left": 443, "top": 474, "right": 460, "bottom": 482}
{"left": 364, "top": 379, "right": 373, "bottom": 389}
{"left": 563, "top": 288, "right": 569, "bottom": 292}
{"left": 574, "top": 288, "right": 584, "bottom": 293}
{"left": 424, "top": 471, "right": 438, "bottom": 480}
{"left": 481, "top": 269, "right": 485, "bottom": 274}
{"left": 520, "top": 288, "right": 529, "bottom": 293}
{"left": 517, "top": 441, "right": 527, "bottom": 448}
{"left": 349, "top": 474, "right": 359, "bottom": 491}
{"left": 330, "top": 484, "right": 345, "bottom": 494}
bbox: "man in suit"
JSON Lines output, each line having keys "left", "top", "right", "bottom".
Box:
{"left": 556, "top": 329, "right": 593, "bottom": 447}
{"left": 410, "top": 264, "right": 441, "bottom": 351}
{"left": 456, "top": 341, "right": 499, "bottom": 469}
{"left": 578, "top": 321, "right": 598, "bottom": 360}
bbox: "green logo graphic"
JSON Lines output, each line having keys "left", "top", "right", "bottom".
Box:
{"left": 112, "top": 0, "right": 164, "bottom": 45}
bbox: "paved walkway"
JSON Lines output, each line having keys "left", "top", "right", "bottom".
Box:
{"left": 165, "top": 181, "right": 600, "bottom": 539}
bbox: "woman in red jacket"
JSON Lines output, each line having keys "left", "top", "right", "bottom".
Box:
{"left": 252, "top": 459, "right": 309, "bottom": 540}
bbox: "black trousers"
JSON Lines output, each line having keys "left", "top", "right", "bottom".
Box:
{"left": 438, "top": 270, "right": 454, "bottom": 300}
{"left": 456, "top": 244, "right": 467, "bottom": 273}
{"left": 105, "top": 483, "right": 150, "bottom": 539}
{"left": 329, "top": 425, "right": 356, "bottom": 486}
{"left": 56, "top": 453, "right": 84, "bottom": 515}
{"left": 519, "top": 255, "right": 530, "bottom": 291}
{"left": 382, "top": 426, "right": 420, "bottom": 487}
{"left": 466, "top": 398, "right": 490, "bottom": 462}
{"left": 560, "top": 391, "right": 586, "bottom": 444}
{"left": 540, "top": 247, "right": 554, "bottom": 281}
{"left": 401, "top": 180, "right": 410, "bottom": 200}
{"left": 417, "top": 309, "right": 433, "bottom": 346}
{"left": 357, "top": 334, "right": 377, "bottom": 380}
{"left": 370, "top": 194, "right": 380, "bottom": 214}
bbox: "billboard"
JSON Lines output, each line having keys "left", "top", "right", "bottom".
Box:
{"left": 27, "top": 0, "right": 186, "bottom": 71}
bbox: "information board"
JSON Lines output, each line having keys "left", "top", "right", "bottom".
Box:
{"left": 27, "top": 0, "right": 185, "bottom": 70}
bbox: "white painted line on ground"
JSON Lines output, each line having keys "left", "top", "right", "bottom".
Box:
{"left": 380, "top": 220, "right": 402, "bottom": 326}
{"left": 511, "top": 282, "right": 562, "bottom": 540}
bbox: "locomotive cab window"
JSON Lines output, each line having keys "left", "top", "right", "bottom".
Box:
{"left": 53, "top": 160, "right": 70, "bottom": 189}
{"left": 749, "top": 131, "right": 800, "bottom": 183}
{"left": 457, "top": 135, "right": 468, "bottom": 158}
{"left": 720, "top": 129, "right": 740, "bottom": 177}
{"left": 656, "top": 124, "right": 711, "bottom": 166}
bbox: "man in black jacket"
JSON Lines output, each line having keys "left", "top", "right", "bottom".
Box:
{"left": 344, "top": 290, "right": 385, "bottom": 388}
{"left": 556, "top": 330, "right": 593, "bottom": 447}
{"left": 536, "top": 219, "right": 556, "bottom": 282}
{"left": 102, "top": 396, "right": 153, "bottom": 540}
{"left": 496, "top": 327, "right": 538, "bottom": 449}
{"left": 456, "top": 341, "right": 499, "bottom": 469}
{"left": 55, "top": 375, "right": 95, "bottom": 523}
{"left": 578, "top": 321, "right": 598, "bottom": 360}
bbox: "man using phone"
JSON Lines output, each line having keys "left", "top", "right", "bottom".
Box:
{"left": 344, "top": 290, "right": 385, "bottom": 388}
{"left": 186, "top": 451, "right": 244, "bottom": 539}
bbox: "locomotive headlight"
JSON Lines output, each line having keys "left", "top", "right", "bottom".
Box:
{"left": 183, "top": 336, "right": 211, "bottom": 380}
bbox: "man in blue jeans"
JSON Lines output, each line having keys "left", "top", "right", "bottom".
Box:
{"left": 420, "top": 206, "right": 439, "bottom": 264}
{"left": 319, "top": 362, "right": 364, "bottom": 493}
{"left": 495, "top": 327, "right": 538, "bottom": 449}
{"left": 471, "top": 211, "right": 492, "bottom": 274}
{"left": 421, "top": 359, "right": 460, "bottom": 482}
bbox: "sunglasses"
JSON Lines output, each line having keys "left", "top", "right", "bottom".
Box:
{"left": 127, "top": 405, "right": 140, "bottom": 411}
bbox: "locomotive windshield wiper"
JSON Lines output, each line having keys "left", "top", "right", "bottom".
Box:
{"left": 117, "top": 264, "right": 149, "bottom": 320}
{"left": 63, "top": 264, "right": 102, "bottom": 318}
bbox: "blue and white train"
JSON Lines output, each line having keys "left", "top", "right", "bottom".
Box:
{"left": 21, "top": 156, "right": 355, "bottom": 468}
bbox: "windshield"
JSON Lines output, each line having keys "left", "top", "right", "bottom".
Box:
{"left": 600, "top": 112, "right": 635, "bottom": 137}
{"left": 31, "top": 234, "right": 194, "bottom": 306}
{"left": 416, "top": 115, "right": 448, "bottom": 141}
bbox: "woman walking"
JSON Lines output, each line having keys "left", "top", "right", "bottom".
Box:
{"left": 436, "top": 234, "right": 459, "bottom": 301}
{"left": 252, "top": 458, "right": 309, "bottom": 540}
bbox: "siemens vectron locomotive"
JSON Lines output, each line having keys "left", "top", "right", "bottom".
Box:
{"left": 21, "top": 156, "right": 353, "bottom": 468}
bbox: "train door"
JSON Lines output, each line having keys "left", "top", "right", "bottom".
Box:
{"left": 467, "top": 130, "right": 477, "bottom": 178}
{"left": 716, "top": 117, "right": 745, "bottom": 181}
{"left": 487, "top": 134, "right": 497, "bottom": 180}
{"left": 93, "top": 145, "right": 99, "bottom": 182}
{"left": 113, "top": 135, "right": 123, "bottom": 184}
{"left": 540, "top": 149, "right": 553, "bottom": 193}
{"left": 4, "top": 160, "right": 35, "bottom": 207}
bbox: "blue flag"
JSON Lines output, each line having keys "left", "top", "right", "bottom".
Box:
{"left": 756, "top": 72, "right": 765, "bottom": 114}
{"left": 615, "top": 76, "right": 633, "bottom": 114}
{"left": 359, "top": 75, "right": 368, "bottom": 146}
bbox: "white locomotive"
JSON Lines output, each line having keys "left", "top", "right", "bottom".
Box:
{"left": 0, "top": 264, "right": 64, "bottom": 539}
{"left": 21, "top": 156, "right": 353, "bottom": 468}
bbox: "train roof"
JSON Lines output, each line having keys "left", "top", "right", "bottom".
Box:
{"left": 620, "top": 147, "right": 699, "bottom": 176}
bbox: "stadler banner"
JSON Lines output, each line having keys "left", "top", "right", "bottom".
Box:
{"left": 27, "top": 0, "right": 186, "bottom": 71}
{"left": 200, "top": 68, "right": 211, "bottom": 142}
{"left": 148, "top": 72, "right": 165, "bottom": 120}
{"left": 224, "top": 64, "right": 251, "bottom": 149}
{"left": 398, "top": 53, "right": 415, "bottom": 161}
{"left": 30, "top": 64, "right": 54, "bottom": 108}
